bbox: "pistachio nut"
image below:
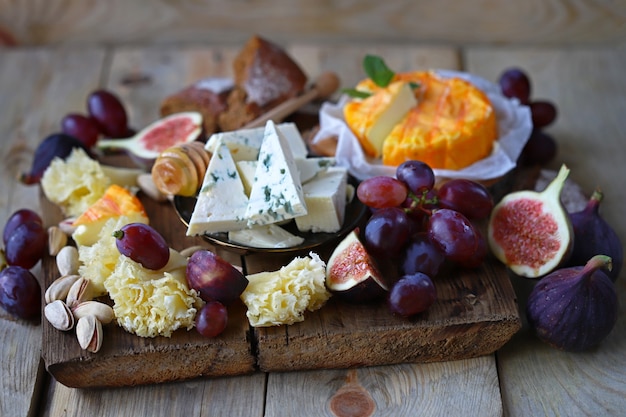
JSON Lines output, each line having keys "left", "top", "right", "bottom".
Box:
{"left": 44, "top": 274, "right": 81, "bottom": 304}
{"left": 48, "top": 226, "right": 68, "bottom": 256}
{"left": 44, "top": 300, "right": 75, "bottom": 331}
{"left": 58, "top": 218, "right": 77, "bottom": 235}
{"left": 65, "top": 277, "right": 93, "bottom": 308}
{"left": 72, "top": 300, "right": 115, "bottom": 324}
{"left": 76, "top": 315, "right": 103, "bottom": 353}
{"left": 56, "top": 245, "right": 79, "bottom": 276}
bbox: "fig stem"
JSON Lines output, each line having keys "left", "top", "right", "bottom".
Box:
{"left": 543, "top": 164, "right": 570, "bottom": 196}
{"left": 582, "top": 255, "right": 613, "bottom": 275}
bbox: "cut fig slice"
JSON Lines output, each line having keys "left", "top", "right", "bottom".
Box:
{"left": 326, "top": 229, "right": 388, "bottom": 302}
{"left": 487, "top": 164, "right": 573, "bottom": 278}
{"left": 97, "top": 111, "right": 203, "bottom": 168}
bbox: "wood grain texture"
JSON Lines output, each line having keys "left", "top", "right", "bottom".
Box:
{"left": 0, "top": 0, "right": 625, "bottom": 47}
{"left": 265, "top": 358, "right": 502, "bottom": 417}
{"left": 466, "top": 44, "right": 626, "bottom": 417}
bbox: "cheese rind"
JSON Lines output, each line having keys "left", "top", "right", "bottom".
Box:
{"left": 186, "top": 141, "right": 249, "bottom": 235}
{"left": 295, "top": 167, "right": 348, "bottom": 233}
{"left": 244, "top": 120, "right": 307, "bottom": 226}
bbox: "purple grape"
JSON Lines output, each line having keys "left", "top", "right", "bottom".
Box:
{"left": 519, "top": 128, "right": 557, "bottom": 166}
{"left": 427, "top": 209, "right": 479, "bottom": 264}
{"left": 400, "top": 233, "right": 446, "bottom": 277}
{"left": 499, "top": 68, "right": 531, "bottom": 104}
{"left": 61, "top": 113, "right": 101, "bottom": 148}
{"left": 388, "top": 272, "right": 436, "bottom": 317}
{"left": 0, "top": 266, "right": 41, "bottom": 320}
{"left": 364, "top": 207, "right": 411, "bottom": 258}
{"left": 530, "top": 100, "right": 558, "bottom": 128}
{"left": 196, "top": 301, "right": 228, "bottom": 337}
{"left": 437, "top": 179, "right": 494, "bottom": 220}
{"left": 357, "top": 176, "right": 408, "bottom": 209}
{"left": 5, "top": 221, "right": 47, "bottom": 269}
{"left": 87, "top": 89, "right": 129, "bottom": 138}
{"left": 112, "top": 223, "right": 170, "bottom": 270}
{"left": 396, "top": 160, "right": 435, "bottom": 194}
{"left": 3, "top": 209, "right": 42, "bottom": 245}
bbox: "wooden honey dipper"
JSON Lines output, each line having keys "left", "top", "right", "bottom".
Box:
{"left": 242, "top": 71, "right": 340, "bottom": 129}
{"left": 151, "top": 141, "right": 211, "bottom": 197}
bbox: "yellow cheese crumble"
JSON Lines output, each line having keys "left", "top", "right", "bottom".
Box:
{"left": 41, "top": 148, "right": 111, "bottom": 217}
{"left": 241, "top": 252, "right": 331, "bottom": 327}
{"left": 104, "top": 249, "right": 203, "bottom": 338}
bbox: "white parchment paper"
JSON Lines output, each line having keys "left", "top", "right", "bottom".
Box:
{"left": 311, "top": 69, "right": 533, "bottom": 181}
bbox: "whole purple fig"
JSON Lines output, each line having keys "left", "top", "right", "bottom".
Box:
{"left": 568, "top": 189, "right": 623, "bottom": 281}
{"left": 526, "top": 255, "right": 618, "bottom": 352}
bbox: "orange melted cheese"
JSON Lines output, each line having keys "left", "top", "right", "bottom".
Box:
{"left": 344, "top": 71, "right": 498, "bottom": 170}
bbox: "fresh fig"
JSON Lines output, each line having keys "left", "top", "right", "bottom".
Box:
{"left": 526, "top": 255, "right": 618, "bottom": 352}
{"left": 186, "top": 250, "right": 248, "bottom": 305}
{"left": 488, "top": 164, "right": 573, "bottom": 278}
{"left": 20, "top": 133, "right": 92, "bottom": 185}
{"left": 326, "top": 229, "right": 388, "bottom": 303}
{"left": 567, "top": 189, "right": 623, "bottom": 281}
{"left": 97, "top": 112, "right": 203, "bottom": 168}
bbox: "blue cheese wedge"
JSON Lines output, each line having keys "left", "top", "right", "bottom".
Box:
{"left": 228, "top": 224, "right": 305, "bottom": 248}
{"left": 205, "top": 122, "right": 307, "bottom": 162}
{"left": 295, "top": 167, "right": 348, "bottom": 233}
{"left": 186, "top": 140, "right": 249, "bottom": 235}
{"left": 296, "top": 157, "right": 336, "bottom": 183}
{"left": 245, "top": 121, "right": 307, "bottom": 226}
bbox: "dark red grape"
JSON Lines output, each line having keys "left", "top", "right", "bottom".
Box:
{"left": 357, "top": 176, "right": 408, "bottom": 209}
{"left": 396, "top": 160, "right": 435, "bottom": 194}
{"left": 456, "top": 229, "right": 488, "bottom": 269}
{"left": 0, "top": 265, "right": 41, "bottom": 320}
{"left": 196, "top": 301, "right": 228, "bottom": 338}
{"left": 364, "top": 207, "right": 411, "bottom": 258}
{"left": 5, "top": 221, "right": 47, "bottom": 269}
{"left": 499, "top": 68, "right": 531, "bottom": 104}
{"left": 400, "top": 233, "right": 446, "bottom": 277}
{"left": 3, "top": 209, "right": 42, "bottom": 245}
{"left": 530, "top": 100, "right": 558, "bottom": 128}
{"left": 427, "top": 209, "right": 479, "bottom": 264}
{"left": 437, "top": 179, "right": 494, "bottom": 220}
{"left": 61, "top": 113, "right": 101, "bottom": 148}
{"left": 112, "top": 223, "right": 170, "bottom": 270}
{"left": 519, "top": 128, "right": 557, "bottom": 166}
{"left": 87, "top": 89, "right": 129, "bottom": 137}
{"left": 388, "top": 272, "right": 436, "bottom": 317}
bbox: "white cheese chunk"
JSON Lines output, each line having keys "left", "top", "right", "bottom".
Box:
{"left": 205, "top": 122, "right": 307, "bottom": 162}
{"left": 235, "top": 160, "right": 258, "bottom": 197}
{"left": 186, "top": 141, "right": 249, "bottom": 235}
{"left": 296, "top": 157, "right": 336, "bottom": 183}
{"left": 228, "top": 224, "right": 305, "bottom": 249}
{"left": 295, "top": 167, "right": 348, "bottom": 233}
{"left": 245, "top": 121, "right": 308, "bottom": 226}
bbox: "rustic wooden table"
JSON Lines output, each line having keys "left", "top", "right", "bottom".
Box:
{"left": 1, "top": 42, "right": 625, "bottom": 416}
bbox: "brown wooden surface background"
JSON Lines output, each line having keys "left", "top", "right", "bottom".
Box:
{"left": 1, "top": 0, "right": 626, "bottom": 47}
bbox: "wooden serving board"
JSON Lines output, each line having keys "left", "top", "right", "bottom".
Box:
{"left": 40, "top": 163, "right": 525, "bottom": 389}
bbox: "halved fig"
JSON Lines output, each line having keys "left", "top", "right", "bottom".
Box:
{"left": 487, "top": 164, "right": 573, "bottom": 278}
{"left": 326, "top": 229, "right": 388, "bottom": 302}
{"left": 97, "top": 111, "right": 203, "bottom": 168}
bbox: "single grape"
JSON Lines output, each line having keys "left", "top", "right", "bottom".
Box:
{"left": 437, "top": 179, "right": 494, "bottom": 220}
{"left": 61, "top": 113, "right": 101, "bottom": 148}
{"left": 530, "top": 100, "right": 558, "bottom": 128}
{"left": 0, "top": 265, "right": 41, "bottom": 320}
{"left": 396, "top": 160, "right": 435, "bottom": 194}
{"left": 3, "top": 209, "right": 42, "bottom": 245}
{"left": 87, "top": 89, "right": 129, "bottom": 138}
{"left": 388, "top": 272, "right": 436, "bottom": 317}
{"left": 196, "top": 301, "right": 228, "bottom": 338}
{"left": 427, "top": 209, "right": 479, "bottom": 264}
{"left": 400, "top": 233, "right": 446, "bottom": 277}
{"left": 364, "top": 207, "right": 410, "bottom": 258}
{"left": 518, "top": 128, "right": 557, "bottom": 166}
{"left": 112, "top": 223, "right": 170, "bottom": 270}
{"left": 5, "top": 221, "right": 47, "bottom": 269}
{"left": 499, "top": 68, "right": 531, "bottom": 104}
{"left": 357, "top": 176, "right": 408, "bottom": 209}
{"left": 456, "top": 229, "right": 488, "bottom": 269}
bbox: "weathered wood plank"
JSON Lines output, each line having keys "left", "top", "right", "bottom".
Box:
{"left": 0, "top": 47, "right": 106, "bottom": 417}
{"left": 465, "top": 44, "right": 626, "bottom": 417}
{"left": 1, "top": 0, "right": 625, "bottom": 47}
